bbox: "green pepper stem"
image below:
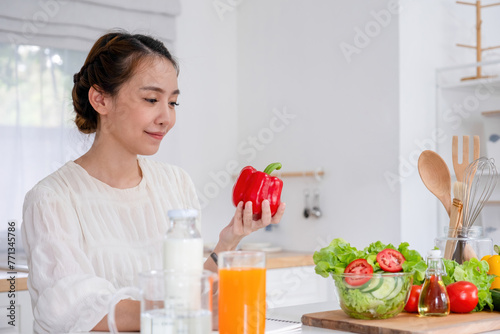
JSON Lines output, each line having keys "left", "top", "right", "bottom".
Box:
{"left": 263, "top": 162, "right": 282, "bottom": 175}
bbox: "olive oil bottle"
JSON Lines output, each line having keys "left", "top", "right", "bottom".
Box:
{"left": 418, "top": 250, "right": 450, "bottom": 316}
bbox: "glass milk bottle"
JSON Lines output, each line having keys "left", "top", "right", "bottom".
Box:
{"left": 164, "top": 209, "right": 204, "bottom": 273}
{"left": 162, "top": 209, "right": 209, "bottom": 334}
{"left": 418, "top": 250, "right": 450, "bottom": 316}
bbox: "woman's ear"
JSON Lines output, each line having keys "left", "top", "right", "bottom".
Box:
{"left": 88, "top": 86, "right": 110, "bottom": 115}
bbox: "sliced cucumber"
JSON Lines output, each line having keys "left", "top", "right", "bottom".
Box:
{"left": 360, "top": 277, "right": 383, "bottom": 293}
{"left": 343, "top": 280, "right": 361, "bottom": 289}
{"left": 370, "top": 277, "right": 396, "bottom": 299}
{"left": 385, "top": 277, "right": 403, "bottom": 300}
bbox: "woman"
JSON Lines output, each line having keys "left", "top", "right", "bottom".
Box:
{"left": 21, "top": 31, "right": 285, "bottom": 333}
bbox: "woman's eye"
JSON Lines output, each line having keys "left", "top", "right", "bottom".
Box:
{"left": 169, "top": 102, "right": 179, "bottom": 107}
{"left": 144, "top": 98, "right": 158, "bottom": 104}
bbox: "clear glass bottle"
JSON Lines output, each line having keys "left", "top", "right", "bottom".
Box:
{"left": 418, "top": 249, "right": 450, "bottom": 316}
{"left": 163, "top": 209, "right": 203, "bottom": 272}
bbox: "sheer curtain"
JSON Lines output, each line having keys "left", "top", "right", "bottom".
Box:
{"left": 0, "top": 0, "right": 180, "bottom": 265}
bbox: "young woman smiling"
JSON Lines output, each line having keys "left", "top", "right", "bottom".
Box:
{"left": 21, "top": 31, "right": 286, "bottom": 333}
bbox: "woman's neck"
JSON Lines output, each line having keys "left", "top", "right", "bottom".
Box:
{"left": 74, "top": 139, "right": 143, "bottom": 189}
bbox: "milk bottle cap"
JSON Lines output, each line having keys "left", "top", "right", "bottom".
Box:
{"left": 167, "top": 209, "right": 198, "bottom": 219}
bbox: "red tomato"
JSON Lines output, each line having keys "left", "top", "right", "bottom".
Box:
{"left": 404, "top": 285, "right": 422, "bottom": 313}
{"left": 344, "top": 259, "right": 373, "bottom": 286}
{"left": 377, "top": 249, "right": 406, "bottom": 272}
{"left": 446, "top": 281, "right": 478, "bottom": 313}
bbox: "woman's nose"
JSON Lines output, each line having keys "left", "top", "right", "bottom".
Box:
{"left": 156, "top": 104, "right": 172, "bottom": 126}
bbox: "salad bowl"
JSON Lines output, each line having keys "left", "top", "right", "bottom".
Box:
{"left": 331, "top": 272, "right": 413, "bottom": 319}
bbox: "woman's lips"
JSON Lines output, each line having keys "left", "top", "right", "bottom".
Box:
{"left": 145, "top": 131, "right": 166, "bottom": 140}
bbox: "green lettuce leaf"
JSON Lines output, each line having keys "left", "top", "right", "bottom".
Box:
{"left": 399, "top": 242, "right": 427, "bottom": 285}
{"left": 443, "top": 258, "right": 495, "bottom": 311}
{"left": 313, "top": 238, "right": 425, "bottom": 284}
{"left": 313, "top": 238, "right": 364, "bottom": 277}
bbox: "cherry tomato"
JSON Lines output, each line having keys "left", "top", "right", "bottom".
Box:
{"left": 404, "top": 285, "right": 422, "bottom": 313}
{"left": 344, "top": 259, "right": 373, "bottom": 286}
{"left": 446, "top": 281, "right": 478, "bottom": 313}
{"left": 377, "top": 249, "right": 406, "bottom": 272}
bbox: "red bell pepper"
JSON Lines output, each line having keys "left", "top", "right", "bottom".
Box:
{"left": 232, "top": 162, "right": 283, "bottom": 217}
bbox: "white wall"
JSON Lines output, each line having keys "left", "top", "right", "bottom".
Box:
{"left": 170, "top": 0, "right": 500, "bottom": 254}
{"left": 234, "top": 0, "right": 401, "bottom": 251}
{"left": 168, "top": 0, "right": 402, "bottom": 251}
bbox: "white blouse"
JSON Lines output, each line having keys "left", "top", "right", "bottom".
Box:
{"left": 21, "top": 157, "right": 201, "bottom": 333}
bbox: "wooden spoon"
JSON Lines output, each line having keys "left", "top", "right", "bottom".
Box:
{"left": 418, "top": 150, "right": 452, "bottom": 216}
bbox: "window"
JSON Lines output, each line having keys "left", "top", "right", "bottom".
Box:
{"left": 0, "top": 43, "right": 89, "bottom": 263}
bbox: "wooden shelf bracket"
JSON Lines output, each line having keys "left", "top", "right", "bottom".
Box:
{"left": 456, "top": 0, "right": 500, "bottom": 81}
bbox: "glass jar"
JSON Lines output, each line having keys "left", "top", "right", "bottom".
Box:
{"left": 434, "top": 226, "right": 493, "bottom": 264}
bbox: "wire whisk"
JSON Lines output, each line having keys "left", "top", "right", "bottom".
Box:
{"left": 452, "top": 157, "right": 498, "bottom": 263}
{"left": 462, "top": 157, "right": 498, "bottom": 229}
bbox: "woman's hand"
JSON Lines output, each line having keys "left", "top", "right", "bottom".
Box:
{"left": 204, "top": 200, "right": 285, "bottom": 272}
{"left": 218, "top": 200, "right": 286, "bottom": 251}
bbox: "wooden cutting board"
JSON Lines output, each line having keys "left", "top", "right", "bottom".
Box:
{"left": 301, "top": 310, "right": 500, "bottom": 334}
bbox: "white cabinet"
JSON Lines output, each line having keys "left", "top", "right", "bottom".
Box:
{"left": 435, "top": 60, "right": 500, "bottom": 240}
{"left": 266, "top": 266, "right": 335, "bottom": 309}
{"left": 0, "top": 290, "right": 33, "bottom": 333}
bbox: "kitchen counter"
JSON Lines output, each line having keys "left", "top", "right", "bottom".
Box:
{"left": 265, "top": 251, "right": 314, "bottom": 269}
{"left": 0, "top": 270, "right": 28, "bottom": 292}
{"left": 70, "top": 301, "right": 500, "bottom": 333}
{"left": 25, "top": 299, "right": 500, "bottom": 333}
{"left": 205, "top": 250, "right": 314, "bottom": 269}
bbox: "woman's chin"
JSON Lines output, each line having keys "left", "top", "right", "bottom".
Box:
{"left": 138, "top": 146, "right": 161, "bottom": 156}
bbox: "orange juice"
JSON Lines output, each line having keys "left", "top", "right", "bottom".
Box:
{"left": 218, "top": 267, "right": 266, "bottom": 334}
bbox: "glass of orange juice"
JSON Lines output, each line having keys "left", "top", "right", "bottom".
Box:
{"left": 218, "top": 251, "right": 266, "bottom": 334}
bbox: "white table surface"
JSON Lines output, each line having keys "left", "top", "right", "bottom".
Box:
{"left": 68, "top": 301, "right": 500, "bottom": 333}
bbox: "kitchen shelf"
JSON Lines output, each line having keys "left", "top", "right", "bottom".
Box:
{"left": 437, "top": 76, "right": 500, "bottom": 90}
{"left": 436, "top": 59, "right": 500, "bottom": 91}
{"left": 232, "top": 168, "right": 324, "bottom": 180}
{"left": 272, "top": 169, "right": 324, "bottom": 179}
{"left": 482, "top": 110, "right": 500, "bottom": 116}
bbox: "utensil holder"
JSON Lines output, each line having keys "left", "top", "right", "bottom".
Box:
{"left": 435, "top": 226, "right": 493, "bottom": 263}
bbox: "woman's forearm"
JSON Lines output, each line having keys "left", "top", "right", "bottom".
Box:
{"left": 203, "top": 236, "right": 242, "bottom": 272}
{"left": 92, "top": 299, "right": 140, "bottom": 332}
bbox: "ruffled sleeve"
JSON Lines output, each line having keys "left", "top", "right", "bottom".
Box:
{"left": 21, "top": 185, "right": 132, "bottom": 333}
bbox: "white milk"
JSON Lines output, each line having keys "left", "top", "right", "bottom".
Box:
{"left": 163, "top": 238, "right": 203, "bottom": 272}
{"left": 163, "top": 238, "right": 204, "bottom": 312}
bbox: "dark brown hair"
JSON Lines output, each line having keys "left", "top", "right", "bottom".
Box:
{"left": 72, "top": 31, "right": 178, "bottom": 134}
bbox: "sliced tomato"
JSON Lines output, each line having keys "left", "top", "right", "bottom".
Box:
{"left": 377, "top": 249, "right": 405, "bottom": 272}
{"left": 344, "top": 259, "right": 373, "bottom": 286}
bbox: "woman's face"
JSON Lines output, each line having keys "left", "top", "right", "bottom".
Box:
{"left": 99, "top": 57, "right": 179, "bottom": 156}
